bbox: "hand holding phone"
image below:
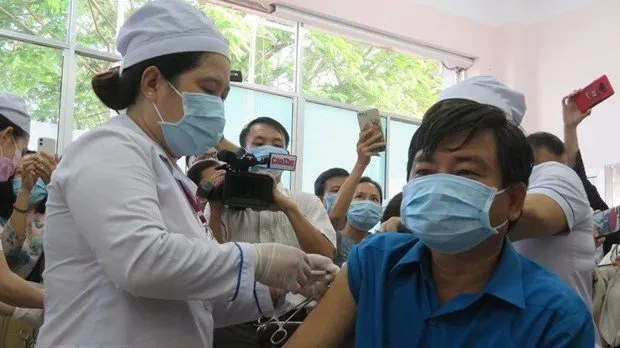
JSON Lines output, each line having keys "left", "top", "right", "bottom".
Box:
{"left": 357, "top": 109, "right": 386, "bottom": 153}
{"left": 573, "top": 75, "right": 615, "bottom": 113}
{"left": 37, "top": 137, "right": 56, "bottom": 154}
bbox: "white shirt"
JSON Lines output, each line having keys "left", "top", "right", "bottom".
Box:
{"left": 218, "top": 189, "right": 336, "bottom": 313}
{"left": 514, "top": 162, "right": 595, "bottom": 310}
{"left": 37, "top": 115, "right": 274, "bottom": 348}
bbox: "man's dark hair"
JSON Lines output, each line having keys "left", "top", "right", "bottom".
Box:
{"left": 407, "top": 99, "right": 533, "bottom": 188}
{"left": 239, "top": 117, "right": 290, "bottom": 148}
{"left": 359, "top": 176, "right": 383, "bottom": 204}
{"left": 381, "top": 192, "right": 402, "bottom": 223}
{"left": 314, "top": 168, "right": 350, "bottom": 197}
{"left": 526, "top": 132, "right": 566, "bottom": 156}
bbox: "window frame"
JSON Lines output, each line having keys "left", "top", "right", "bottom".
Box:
{"left": 0, "top": 0, "right": 458, "bottom": 195}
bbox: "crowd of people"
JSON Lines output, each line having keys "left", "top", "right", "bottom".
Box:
{"left": 0, "top": 0, "right": 619, "bottom": 347}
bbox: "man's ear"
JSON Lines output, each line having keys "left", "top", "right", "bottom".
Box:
{"left": 507, "top": 182, "right": 527, "bottom": 222}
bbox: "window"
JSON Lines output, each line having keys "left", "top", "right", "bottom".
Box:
{"left": 0, "top": 38, "right": 62, "bottom": 150}
{"left": 73, "top": 55, "right": 114, "bottom": 138}
{"left": 224, "top": 87, "right": 294, "bottom": 188}
{"left": 303, "top": 28, "right": 444, "bottom": 118}
{"left": 76, "top": 0, "right": 149, "bottom": 53}
{"left": 201, "top": 4, "right": 296, "bottom": 91}
{"left": 388, "top": 120, "right": 419, "bottom": 199}
{"left": 302, "top": 102, "right": 386, "bottom": 195}
{"left": 0, "top": 0, "right": 69, "bottom": 41}
{"left": 1, "top": 0, "right": 458, "bottom": 195}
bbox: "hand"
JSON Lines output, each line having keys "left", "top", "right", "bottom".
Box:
{"left": 35, "top": 151, "right": 57, "bottom": 184}
{"left": 563, "top": 90, "right": 591, "bottom": 129}
{"left": 295, "top": 254, "right": 340, "bottom": 300}
{"left": 254, "top": 243, "right": 311, "bottom": 292}
{"left": 263, "top": 173, "right": 296, "bottom": 212}
{"left": 201, "top": 169, "right": 226, "bottom": 189}
{"left": 594, "top": 226, "right": 605, "bottom": 249}
{"left": 357, "top": 123, "right": 386, "bottom": 166}
{"left": 378, "top": 217, "right": 405, "bottom": 232}
{"left": 19, "top": 156, "right": 39, "bottom": 194}
{"left": 12, "top": 307, "right": 43, "bottom": 328}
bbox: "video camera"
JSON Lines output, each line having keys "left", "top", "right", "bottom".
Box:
{"left": 208, "top": 149, "right": 297, "bottom": 210}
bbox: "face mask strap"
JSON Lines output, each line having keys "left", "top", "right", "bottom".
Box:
{"left": 151, "top": 102, "right": 166, "bottom": 123}
{"left": 493, "top": 219, "right": 509, "bottom": 230}
{"left": 167, "top": 81, "right": 183, "bottom": 98}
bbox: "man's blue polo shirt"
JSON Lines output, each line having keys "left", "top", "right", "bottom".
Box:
{"left": 347, "top": 234, "right": 594, "bottom": 347}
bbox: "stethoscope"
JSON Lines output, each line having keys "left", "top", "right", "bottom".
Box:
{"left": 255, "top": 298, "right": 314, "bottom": 346}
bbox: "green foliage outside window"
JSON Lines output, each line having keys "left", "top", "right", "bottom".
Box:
{"left": 0, "top": 0, "right": 443, "bottom": 131}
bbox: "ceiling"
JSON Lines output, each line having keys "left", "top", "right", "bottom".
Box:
{"left": 412, "top": 0, "right": 599, "bottom": 25}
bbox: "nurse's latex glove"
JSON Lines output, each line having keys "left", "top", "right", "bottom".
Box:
{"left": 295, "top": 254, "right": 340, "bottom": 300}
{"left": 254, "top": 243, "right": 311, "bottom": 292}
{"left": 12, "top": 307, "right": 43, "bottom": 328}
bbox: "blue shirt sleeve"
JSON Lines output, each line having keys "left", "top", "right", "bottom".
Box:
{"left": 347, "top": 244, "right": 363, "bottom": 302}
{"left": 540, "top": 309, "right": 595, "bottom": 348}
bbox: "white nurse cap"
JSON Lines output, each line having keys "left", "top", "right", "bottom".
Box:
{"left": 0, "top": 92, "right": 30, "bottom": 135}
{"left": 117, "top": 0, "right": 230, "bottom": 74}
{"left": 438, "top": 76, "right": 526, "bottom": 125}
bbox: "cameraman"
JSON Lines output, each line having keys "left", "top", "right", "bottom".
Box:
{"left": 212, "top": 117, "right": 336, "bottom": 348}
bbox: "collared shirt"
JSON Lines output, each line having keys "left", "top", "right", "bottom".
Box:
{"left": 38, "top": 115, "right": 273, "bottom": 348}
{"left": 514, "top": 162, "right": 595, "bottom": 311}
{"left": 348, "top": 234, "right": 594, "bottom": 348}
{"left": 219, "top": 189, "right": 336, "bottom": 314}
{"left": 219, "top": 188, "right": 336, "bottom": 248}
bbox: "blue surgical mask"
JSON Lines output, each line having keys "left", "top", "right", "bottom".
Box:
{"left": 324, "top": 193, "right": 337, "bottom": 213}
{"left": 12, "top": 176, "right": 48, "bottom": 206}
{"left": 248, "top": 145, "right": 288, "bottom": 177}
{"left": 347, "top": 200, "right": 383, "bottom": 232}
{"left": 152, "top": 83, "right": 226, "bottom": 157}
{"left": 400, "top": 174, "right": 508, "bottom": 255}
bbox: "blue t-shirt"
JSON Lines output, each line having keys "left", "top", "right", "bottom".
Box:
{"left": 347, "top": 234, "right": 594, "bottom": 348}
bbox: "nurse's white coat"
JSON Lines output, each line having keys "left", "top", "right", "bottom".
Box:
{"left": 37, "top": 115, "right": 273, "bottom": 348}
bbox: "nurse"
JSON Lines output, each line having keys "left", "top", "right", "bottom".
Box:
{"left": 37, "top": 1, "right": 336, "bottom": 347}
{"left": 0, "top": 92, "right": 45, "bottom": 310}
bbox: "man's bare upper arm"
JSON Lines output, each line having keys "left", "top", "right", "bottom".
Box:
{"left": 285, "top": 267, "right": 356, "bottom": 348}
{"left": 509, "top": 193, "right": 569, "bottom": 241}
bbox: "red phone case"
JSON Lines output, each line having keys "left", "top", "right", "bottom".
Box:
{"left": 574, "top": 75, "right": 615, "bottom": 113}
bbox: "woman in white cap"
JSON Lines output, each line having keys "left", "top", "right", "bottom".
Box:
{"left": 37, "top": 1, "right": 337, "bottom": 347}
{"left": 0, "top": 92, "right": 45, "bottom": 320}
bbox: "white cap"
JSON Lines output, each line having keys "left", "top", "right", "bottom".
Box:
{"left": 0, "top": 92, "right": 30, "bottom": 135}
{"left": 117, "top": 0, "right": 230, "bottom": 74}
{"left": 438, "top": 76, "right": 526, "bottom": 125}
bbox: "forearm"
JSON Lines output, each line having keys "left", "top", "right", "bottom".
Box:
{"left": 508, "top": 195, "right": 568, "bottom": 241}
{"left": 208, "top": 203, "right": 225, "bottom": 243}
{"left": 329, "top": 161, "right": 366, "bottom": 231}
{"left": 0, "top": 271, "right": 44, "bottom": 309}
{"left": 215, "top": 138, "right": 242, "bottom": 154}
{"left": 0, "top": 301, "right": 15, "bottom": 316}
{"left": 564, "top": 126, "right": 579, "bottom": 168}
{"left": 8, "top": 191, "right": 29, "bottom": 242}
{"left": 285, "top": 206, "right": 335, "bottom": 257}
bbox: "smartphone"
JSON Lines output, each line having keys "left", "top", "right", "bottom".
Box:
{"left": 37, "top": 137, "right": 56, "bottom": 154}
{"left": 594, "top": 206, "right": 620, "bottom": 237}
{"left": 357, "top": 108, "right": 386, "bottom": 152}
{"left": 574, "top": 75, "right": 615, "bottom": 113}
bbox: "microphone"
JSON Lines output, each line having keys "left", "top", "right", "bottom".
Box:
{"left": 217, "top": 150, "right": 268, "bottom": 171}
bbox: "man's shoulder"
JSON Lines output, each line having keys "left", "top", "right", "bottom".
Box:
{"left": 529, "top": 162, "right": 584, "bottom": 191}
{"left": 290, "top": 191, "right": 322, "bottom": 204}
{"left": 350, "top": 233, "right": 420, "bottom": 267}
{"left": 519, "top": 255, "right": 591, "bottom": 317}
